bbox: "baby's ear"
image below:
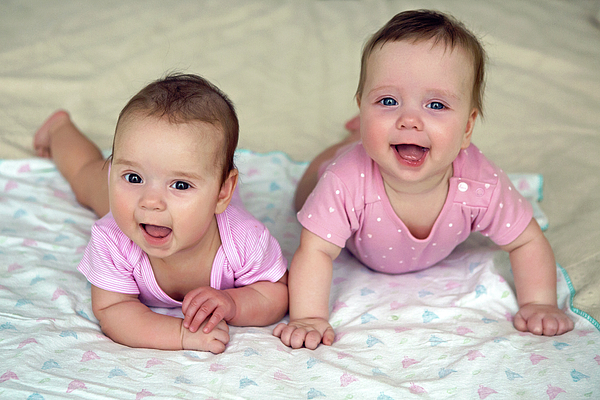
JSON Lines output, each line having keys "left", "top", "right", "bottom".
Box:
{"left": 215, "top": 169, "right": 238, "bottom": 214}
{"left": 462, "top": 108, "right": 478, "bottom": 149}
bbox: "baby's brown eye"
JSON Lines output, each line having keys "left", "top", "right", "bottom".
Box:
{"left": 172, "top": 181, "right": 190, "bottom": 190}
{"left": 124, "top": 173, "right": 142, "bottom": 184}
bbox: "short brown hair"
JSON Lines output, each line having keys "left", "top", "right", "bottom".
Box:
{"left": 114, "top": 73, "right": 239, "bottom": 184}
{"left": 356, "top": 10, "right": 487, "bottom": 116}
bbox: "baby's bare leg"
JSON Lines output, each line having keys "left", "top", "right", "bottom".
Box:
{"left": 294, "top": 115, "right": 361, "bottom": 211}
{"left": 34, "top": 110, "right": 110, "bottom": 217}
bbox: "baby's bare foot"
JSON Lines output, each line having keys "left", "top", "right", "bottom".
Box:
{"left": 34, "top": 110, "right": 70, "bottom": 158}
{"left": 344, "top": 115, "right": 361, "bottom": 141}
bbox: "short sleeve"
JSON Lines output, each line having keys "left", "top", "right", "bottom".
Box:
{"left": 233, "top": 225, "right": 287, "bottom": 288}
{"left": 474, "top": 170, "right": 534, "bottom": 246}
{"left": 297, "top": 170, "right": 359, "bottom": 248}
{"left": 213, "top": 203, "right": 287, "bottom": 290}
{"left": 77, "top": 215, "right": 143, "bottom": 295}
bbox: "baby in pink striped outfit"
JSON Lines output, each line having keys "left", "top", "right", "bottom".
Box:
{"left": 34, "top": 74, "right": 288, "bottom": 354}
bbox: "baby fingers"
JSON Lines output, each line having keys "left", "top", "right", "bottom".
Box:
{"left": 206, "top": 321, "right": 230, "bottom": 354}
{"left": 514, "top": 304, "right": 574, "bottom": 336}
{"left": 182, "top": 287, "right": 236, "bottom": 334}
{"left": 183, "top": 298, "right": 219, "bottom": 333}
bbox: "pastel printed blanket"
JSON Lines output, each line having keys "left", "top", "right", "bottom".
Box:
{"left": 1, "top": 150, "right": 598, "bottom": 399}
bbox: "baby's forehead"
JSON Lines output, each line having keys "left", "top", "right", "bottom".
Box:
{"left": 113, "top": 116, "right": 226, "bottom": 166}
{"left": 372, "top": 39, "right": 477, "bottom": 80}
{"left": 114, "top": 115, "right": 225, "bottom": 162}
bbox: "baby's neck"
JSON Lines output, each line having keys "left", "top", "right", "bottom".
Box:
{"left": 383, "top": 169, "right": 452, "bottom": 240}
{"left": 148, "top": 217, "right": 221, "bottom": 301}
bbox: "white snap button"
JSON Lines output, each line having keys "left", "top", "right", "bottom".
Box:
{"left": 458, "top": 182, "right": 469, "bottom": 192}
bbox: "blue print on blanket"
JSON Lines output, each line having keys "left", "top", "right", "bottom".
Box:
{"left": 0, "top": 152, "right": 598, "bottom": 399}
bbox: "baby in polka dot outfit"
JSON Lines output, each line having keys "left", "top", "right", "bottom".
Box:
{"left": 274, "top": 10, "right": 573, "bottom": 350}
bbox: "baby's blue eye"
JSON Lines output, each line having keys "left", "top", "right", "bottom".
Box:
{"left": 427, "top": 102, "right": 445, "bottom": 110}
{"left": 172, "top": 181, "right": 191, "bottom": 190}
{"left": 380, "top": 98, "right": 398, "bottom": 106}
{"left": 124, "top": 173, "right": 142, "bottom": 184}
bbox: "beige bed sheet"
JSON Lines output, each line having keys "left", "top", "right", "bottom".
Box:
{"left": 1, "top": 0, "right": 599, "bottom": 323}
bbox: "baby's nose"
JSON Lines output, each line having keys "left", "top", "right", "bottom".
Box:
{"left": 139, "top": 187, "right": 166, "bottom": 210}
{"left": 396, "top": 108, "right": 423, "bottom": 130}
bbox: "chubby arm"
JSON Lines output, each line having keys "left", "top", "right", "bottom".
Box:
{"left": 500, "top": 218, "right": 573, "bottom": 336}
{"left": 273, "top": 228, "right": 342, "bottom": 349}
{"left": 228, "top": 272, "right": 289, "bottom": 326}
{"left": 182, "top": 273, "right": 289, "bottom": 333}
{"left": 91, "top": 285, "right": 229, "bottom": 353}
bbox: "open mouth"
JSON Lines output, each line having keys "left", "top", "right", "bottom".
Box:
{"left": 394, "top": 144, "right": 429, "bottom": 164}
{"left": 141, "top": 224, "right": 172, "bottom": 239}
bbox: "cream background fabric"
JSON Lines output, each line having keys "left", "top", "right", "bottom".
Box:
{"left": 1, "top": 0, "right": 599, "bottom": 322}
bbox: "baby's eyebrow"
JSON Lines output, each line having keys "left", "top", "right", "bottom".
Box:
{"left": 425, "top": 89, "right": 462, "bottom": 101}
{"left": 111, "top": 158, "right": 138, "bottom": 167}
{"left": 171, "top": 170, "right": 204, "bottom": 181}
{"left": 366, "top": 86, "right": 395, "bottom": 97}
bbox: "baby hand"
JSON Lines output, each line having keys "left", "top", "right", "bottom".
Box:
{"left": 514, "top": 303, "right": 574, "bottom": 336}
{"left": 273, "top": 318, "right": 335, "bottom": 350}
{"left": 182, "top": 286, "right": 236, "bottom": 334}
{"left": 181, "top": 319, "right": 230, "bottom": 354}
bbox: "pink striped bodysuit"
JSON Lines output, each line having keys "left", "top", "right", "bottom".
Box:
{"left": 78, "top": 191, "right": 287, "bottom": 308}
